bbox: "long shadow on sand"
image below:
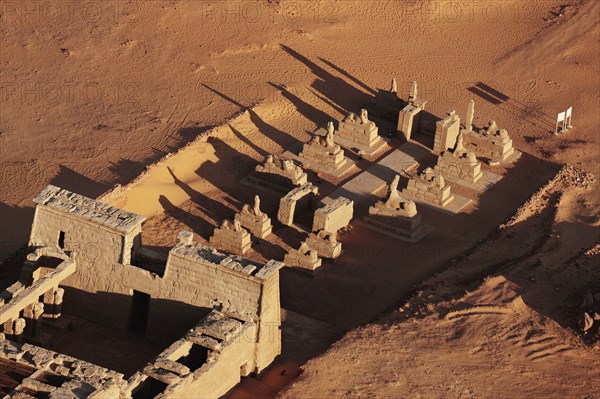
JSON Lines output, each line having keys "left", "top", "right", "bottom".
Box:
{"left": 203, "top": 83, "right": 298, "bottom": 151}
{"left": 279, "top": 151, "right": 563, "bottom": 331}
{"left": 467, "top": 82, "right": 556, "bottom": 132}
{"left": 280, "top": 45, "right": 372, "bottom": 113}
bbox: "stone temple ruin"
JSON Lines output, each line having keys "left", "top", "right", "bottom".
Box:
{"left": 1, "top": 185, "right": 282, "bottom": 398}
{"left": 209, "top": 219, "right": 252, "bottom": 255}
{"left": 434, "top": 133, "right": 483, "bottom": 185}
{"left": 336, "top": 109, "right": 385, "bottom": 155}
{"left": 2, "top": 72, "right": 527, "bottom": 398}
{"left": 282, "top": 197, "right": 353, "bottom": 271}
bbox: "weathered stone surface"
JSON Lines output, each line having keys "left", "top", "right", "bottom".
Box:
{"left": 397, "top": 81, "right": 428, "bottom": 141}
{"left": 299, "top": 128, "right": 352, "bottom": 177}
{"left": 433, "top": 110, "right": 461, "bottom": 154}
{"left": 32, "top": 185, "right": 145, "bottom": 234}
{"left": 234, "top": 196, "right": 272, "bottom": 239}
{"left": 209, "top": 220, "right": 252, "bottom": 255}
{"left": 254, "top": 154, "right": 307, "bottom": 185}
{"left": 434, "top": 142, "right": 483, "bottom": 185}
{"left": 306, "top": 230, "right": 342, "bottom": 259}
{"left": 362, "top": 175, "right": 426, "bottom": 242}
{"left": 337, "top": 110, "right": 384, "bottom": 153}
{"left": 284, "top": 241, "right": 322, "bottom": 271}
{"left": 277, "top": 183, "right": 318, "bottom": 226}
{"left": 402, "top": 168, "right": 454, "bottom": 207}
{"left": 312, "top": 197, "right": 354, "bottom": 234}
{"left": 462, "top": 120, "right": 517, "bottom": 163}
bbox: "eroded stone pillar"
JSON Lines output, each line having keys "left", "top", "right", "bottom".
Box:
{"left": 13, "top": 318, "right": 26, "bottom": 343}
{"left": 43, "top": 287, "right": 64, "bottom": 319}
{"left": 466, "top": 100, "right": 475, "bottom": 131}
{"left": 3, "top": 318, "right": 14, "bottom": 338}
{"left": 409, "top": 81, "right": 418, "bottom": 102}
{"left": 23, "top": 302, "right": 44, "bottom": 338}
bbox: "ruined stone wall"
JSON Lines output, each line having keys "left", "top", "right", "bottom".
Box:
{"left": 29, "top": 200, "right": 282, "bottom": 340}
{"left": 256, "top": 272, "right": 281, "bottom": 369}
{"left": 0, "top": 340, "right": 127, "bottom": 398}
{"left": 162, "top": 333, "right": 256, "bottom": 399}
{"left": 128, "top": 312, "right": 259, "bottom": 399}
{"left": 30, "top": 206, "right": 129, "bottom": 265}
{"left": 462, "top": 130, "right": 515, "bottom": 162}
{"left": 162, "top": 249, "right": 263, "bottom": 320}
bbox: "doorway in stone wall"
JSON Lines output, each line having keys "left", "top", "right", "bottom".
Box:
{"left": 58, "top": 231, "right": 65, "bottom": 249}
{"left": 129, "top": 290, "right": 150, "bottom": 335}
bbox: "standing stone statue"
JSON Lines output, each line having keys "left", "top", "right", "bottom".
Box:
{"left": 253, "top": 195, "right": 263, "bottom": 216}
{"left": 486, "top": 120, "right": 497, "bottom": 134}
{"left": 233, "top": 219, "right": 242, "bottom": 232}
{"left": 465, "top": 99, "right": 475, "bottom": 131}
{"left": 391, "top": 78, "right": 398, "bottom": 94}
{"left": 409, "top": 81, "right": 418, "bottom": 101}
{"left": 360, "top": 109, "right": 369, "bottom": 124}
{"left": 454, "top": 132, "right": 467, "bottom": 157}
{"left": 325, "top": 122, "right": 335, "bottom": 148}
{"left": 385, "top": 175, "right": 401, "bottom": 208}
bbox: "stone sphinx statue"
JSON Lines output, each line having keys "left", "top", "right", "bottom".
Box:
{"left": 383, "top": 175, "right": 417, "bottom": 217}
{"left": 454, "top": 132, "right": 468, "bottom": 157}
{"left": 485, "top": 120, "right": 498, "bottom": 135}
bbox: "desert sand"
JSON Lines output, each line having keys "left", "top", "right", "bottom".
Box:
{"left": 1, "top": 0, "right": 599, "bottom": 398}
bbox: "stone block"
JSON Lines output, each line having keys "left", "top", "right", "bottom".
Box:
{"left": 312, "top": 197, "right": 354, "bottom": 234}
{"left": 283, "top": 241, "right": 322, "bottom": 271}
{"left": 234, "top": 196, "right": 272, "bottom": 239}
{"left": 209, "top": 220, "right": 251, "bottom": 255}
{"left": 402, "top": 168, "right": 455, "bottom": 208}
{"left": 305, "top": 230, "right": 342, "bottom": 259}
{"left": 277, "top": 183, "right": 318, "bottom": 226}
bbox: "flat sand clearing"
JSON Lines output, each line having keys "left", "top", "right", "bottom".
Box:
{"left": 1, "top": 0, "right": 599, "bottom": 397}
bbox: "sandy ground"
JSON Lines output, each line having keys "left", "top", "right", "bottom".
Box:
{"left": 280, "top": 166, "right": 600, "bottom": 399}
{"left": 2, "top": 0, "right": 598, "bottom": 256}
{"left": 1, "top": 0, "right": 599, "bottom": 398}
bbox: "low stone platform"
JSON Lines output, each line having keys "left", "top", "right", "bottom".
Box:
{"left": 321, "top": 142, "right": 430, "bottom": 207}
{"left": 282, "top": 144, "right": 356, "bottom": 178}
{"left": 356, "top": 218, "right": 433, "bottom": 243}
{"left": 241, "top": 174, "right": 295, "bottom": 196}
{"left": 401, "top": 190, "right": 472, "bottom": 215}
{"left": 445, "top": 170, "right": 503, "bottom": 192}
{"left": 313, "top": 126, "right": 388, "bottom": 158}
{"left": 356, "top": 174, "right": 432, "bottom": 242}
{"left": 241, "top": 154, "right": 307, "bottom": 195}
